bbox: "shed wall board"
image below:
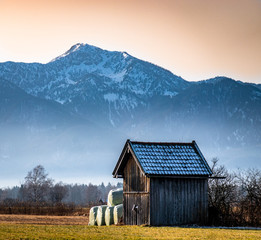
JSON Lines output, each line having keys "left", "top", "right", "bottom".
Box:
{"left": 150, "top": 177, "right": 208, "bottom": 226}
{"left": 123, "top": 155, "right": 150, "bottom": 225}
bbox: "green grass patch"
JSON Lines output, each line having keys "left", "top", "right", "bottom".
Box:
{"left": 0, "top": 224, "right": 260, "bottom": 240}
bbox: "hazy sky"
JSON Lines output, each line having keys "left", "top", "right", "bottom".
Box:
{"left": 0, "top": 0, "right": 260, "bottom": 83}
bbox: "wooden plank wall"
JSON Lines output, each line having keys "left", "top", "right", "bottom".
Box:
{"left": 123, "top": 156, "right": 150, "bottom": 225}
{"left": 124, "top": 193, "right": 150, "bottom": 225}
{"left": 150, "top": 178, "right": 208, "bottom": 226}
{"left": 123, "top": 155, "right": 149, "bottom": 192}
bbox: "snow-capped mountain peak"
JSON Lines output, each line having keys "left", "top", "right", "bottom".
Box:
{"left": 0, "top": 43, "right": 260, "bottom": 145}
{"left": 50, "top": 43, "right": 100, "bottom": 62}
{"left": 0, "top": 43, "right": 260, "bottom": 179}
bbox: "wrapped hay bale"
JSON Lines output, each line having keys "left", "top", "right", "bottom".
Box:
{"left": 113, "top": 204, "right": 123, "bottom": 225}
{"left": 107, "top": 188, "right": 123, "bottom": 207}
{"left": 96, "top": 205, "right": 107, "bottom": 226}
{"left": 105, "top": 206, "right": 114, "bottom": 226}
{"left": 88, "top": 206, "right": 99, "bottom": 225}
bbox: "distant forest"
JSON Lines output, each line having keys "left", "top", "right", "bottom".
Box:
{"left": 0, "top": 181, "right": 122, "bottom": 205}
{"left": 0, "top": 163, "right": 260, "bottom": 227}
{"left": 0, "top": 165, "right": 122, "bottom": 215}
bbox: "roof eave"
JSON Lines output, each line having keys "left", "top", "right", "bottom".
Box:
{"left": 128, "top": 140, "right": 146, "bottom": 176}
{"left": 146, "top": 174, "right": 211, "bottom": 179}
{"left": 112, "top": 139, "right": 146, "bottom": 178}
{"left": 192, "top": 140, "right": 213, "bottom": 176}
{"left": 112, "top": 139, "right": 130, "bottom": 178}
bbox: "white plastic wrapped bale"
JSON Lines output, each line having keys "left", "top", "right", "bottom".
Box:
{"left": 88, "top": 206, "right": 99, "bottom": 226}
{"left": 107, "top": 188, "right": 123, "bottom": 207}
{"left": 96, "top": 205, "right": 107, "bottom": 226}
{"left": 105, "top": 206, "right": 114, "bottom": 226}
{"left": 113, "top": 204, "right": 123, "bottom": 225}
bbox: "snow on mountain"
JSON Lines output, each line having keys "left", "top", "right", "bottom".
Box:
{"left": 0, "top": 43, "right": 189, "bottom": 126}
{"left": 0, "top": 78, "right": 79, "bottom": 127}
{"left": 0, "top": 44, "right": 260, "bottom": 138}
{"left": 0, "top": 43, "right": 260, "bottom": 185}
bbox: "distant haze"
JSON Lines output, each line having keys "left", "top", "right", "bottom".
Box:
{"left": 0, "top": 0, "right": 260, "bottom": 83}
{"left": 0, "top": 43, "right": 260, "bottom": 188}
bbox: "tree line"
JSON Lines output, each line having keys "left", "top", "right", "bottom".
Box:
{"left": 0, "top": 165, "right": 122, "bottom": 215}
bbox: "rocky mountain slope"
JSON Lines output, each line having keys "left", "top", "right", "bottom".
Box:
{"left": 0, "top": 43, "right": 189, "bottom": 126}
{"left": 0, "top": 78, "right": 79, "bottom": 127}
{"left": 0, "top": 43, "right": 260, "bottom": 186}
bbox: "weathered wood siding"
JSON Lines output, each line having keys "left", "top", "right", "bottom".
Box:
{"left": 124, "top": 193, "right": 150, "bottom": 225}
{"left": 150, "top": 177, "right": 208, "bottom": 226}
{"left": 123, "top": 155, "right": 150, "bottom": 225}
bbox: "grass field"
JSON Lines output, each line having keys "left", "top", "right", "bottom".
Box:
{"left": 0, "top": 215, "right": 260, "bottom": 240}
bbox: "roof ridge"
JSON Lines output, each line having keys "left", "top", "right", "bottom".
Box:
{"left": 130, "top": 140, "right": 195, "bottom": 145}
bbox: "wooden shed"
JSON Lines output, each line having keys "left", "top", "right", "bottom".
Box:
{"left": 112, "top": 140, "right": 212, "bottom": 226}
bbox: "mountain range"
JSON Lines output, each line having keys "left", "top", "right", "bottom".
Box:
{"left": 0, "top": 43, "right": 260, "bottom": 187}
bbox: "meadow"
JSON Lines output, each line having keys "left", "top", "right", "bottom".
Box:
{"left": 0, "top": 215, "right": 260, "bottom": 240}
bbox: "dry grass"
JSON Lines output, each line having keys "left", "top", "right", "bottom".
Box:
{"left": 0, "top": 214, "right": 88, "bottom": 225}
{"left": 0, "top": 215, "right": 260, "bottom": 240}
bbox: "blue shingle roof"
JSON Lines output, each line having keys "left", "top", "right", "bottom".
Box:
{"left": 129, "top": 141, "right": 212, "bottom": 176}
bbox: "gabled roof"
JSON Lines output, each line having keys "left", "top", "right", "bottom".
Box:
{"left": 112, "top": 140, "right": 212, "bottom": 178}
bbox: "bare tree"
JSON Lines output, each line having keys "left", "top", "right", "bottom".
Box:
{"left": 86, "top": 183, "right": 102, "bottom": 205}
{"left": 236, "top": 169, "right": 261, "bottom": 226}
{"left": 23, "top": 165, "right": 53, "bottom": 203}
{"left": 50, "top": 182, "right": 68, "bottom": 204}
{"left": 208, "top": 158, "right": 237, "bottom": 226}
